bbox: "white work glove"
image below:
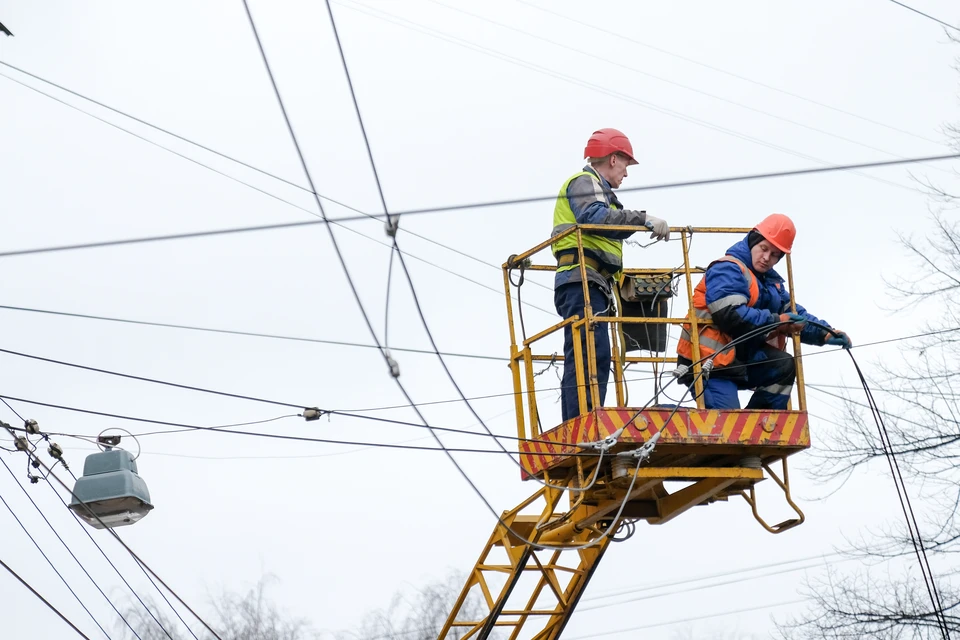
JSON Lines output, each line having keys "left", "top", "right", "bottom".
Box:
{"left": 644, "top": 214, "right": 670, "bottom": 241}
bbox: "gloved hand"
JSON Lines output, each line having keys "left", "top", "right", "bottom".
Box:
{"left": 777, "top": 312, "right": 806, "bottom": 333}
{"left": 824, "top": 329, "right": 852, "bottom": 349}
{"left": 644, "top": 215, "right": 670, "bottom": 241}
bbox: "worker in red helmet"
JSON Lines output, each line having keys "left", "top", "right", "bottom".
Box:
{"left": 676, "top": 213, "right": 851, "bottom": 410}
{"left": 550, "top": 128, "right": 671, "bottom": 421}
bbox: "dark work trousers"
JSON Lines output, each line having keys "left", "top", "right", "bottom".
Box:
{"left": 702, "top": 343, "right": 796, "bottom": 410}
{"left": 554, "top": 282, "right": 611, "bottom": 422}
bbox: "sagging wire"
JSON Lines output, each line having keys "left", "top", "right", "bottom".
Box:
{"left": 0, "top": 457, "right": 115, "bottom": 638}
{"left": 507, "top": 254, "right": 534, "bottom": 342}
{"left": 806, "top": 319, "right": 951, "bottom": 639}
{"left": 0, "top": 417, "right": 223, "bottom": 640}
{"left": 2, "top": 414, "right": 196, "bottom": 640}
{"left": 0, "top": 453, "right": 150, "bottom": 640}
{"left": 0, "top": 553, "right": 93, "bottom": 640}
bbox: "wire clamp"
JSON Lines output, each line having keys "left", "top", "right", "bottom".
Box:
{"left": 384, "top": 214, "right": 400, "bottom": 238}
{"left": 615, "top": 431, "right": 662, "bottom": 463}
{"left": 385, "top": 351, "right": 400, "bottom": 378}
{"left": 302, "top": 407, "right": 323, "bottom": 421}
{"left": 574, "top": 427, "right": 625, "bottom": 453}
{"left": 701, "top": 358, "right": 715, "bottom": 381}
{"left": 670, "top": 364, "right": 689, "bottom": 378}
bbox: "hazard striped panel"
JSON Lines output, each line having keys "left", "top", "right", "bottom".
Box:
{"left": 519, "top": 409, "right": 810, "bottom": 479}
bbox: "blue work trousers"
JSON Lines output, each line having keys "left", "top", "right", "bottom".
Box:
{"left": 555, "top": 282, "right": 611, "bottom": 422}
{"left": 702, "top": 344, "right": 796, "bottom": 410}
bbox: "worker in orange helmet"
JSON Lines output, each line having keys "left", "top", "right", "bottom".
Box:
{"left": 551, "top": 128, "right": 670, "bottom": 421}
{"left": 675, "top": 213, "right": 851, "bottom": 410}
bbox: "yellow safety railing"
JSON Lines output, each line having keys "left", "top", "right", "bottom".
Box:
{"left": 502, "top": 224, "right": 807, "bottom": 443}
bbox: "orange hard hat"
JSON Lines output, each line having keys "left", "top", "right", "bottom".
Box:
{"left": 754, "top": 213, "right": 796, "bottom": 254}
{"left": 584, "top": 128, "right": 638, "bottom": 165}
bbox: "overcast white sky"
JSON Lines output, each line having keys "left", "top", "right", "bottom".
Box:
{"left": 2, "top": 0, "right": 960, "bottom": 638}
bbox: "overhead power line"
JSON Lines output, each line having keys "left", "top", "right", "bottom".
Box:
{"left": 0, "top": 303, "right": 508, "bottom": 362}
{"left": 0, "top": 153, "right": 954, "bottom": 260}
{"left": 0, "top": 480, "right": 114, "bottom": 638}
{"left": 0, "top": 554, "right": 92, "bottom": 639}
{"left": 0, "top": 392, "right": 602, "bottom": 457}
{"left": 0, "top": 456, "right": 151, "bottom": 640}
{"left": 336, "top": 0, "right": 912, "bottom": 193}
{"left": 426, "top": 0, "right": 950, "bottom": 172}
{"left": 886, "top": 0, "right": 960, "bottom": 32}
{"left": 517, "top": 0, "right": 944, "bottom": 145}
{"left": 0, "top": 63, "right": 552, "bottom": 300}
{"left": 564, "top": 598, "right": 808, "bottom": 639}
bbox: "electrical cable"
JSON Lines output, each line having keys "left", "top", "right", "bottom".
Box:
{"left": 0, "top": 467, "right": 114, "bottom": 639}
{"left": 0, "top": 345, "right": 308, "bottom": 410}
{"left": 806, "top": 320, "right": 950, "bottom": 639}
{"left": 0, "top": 420, "right": 225, "bottom": 640}
{"left": 0, "top": 153, "right": 954, "bottom": 261}
{"left": 886, "top": 0, "right": 960, "bottom": 32}
{"left": 0, "top": 68, "right": 554, "bottom": 313}
{"left": 426, "top": 0, "right": 952, "bottom": 173}
{"left": 0, "top": 303, "right": 508, "bottom": 362}
{"left": 61, "top": 465, "right": 202, "bottom": 640}
{"left": 336, "top": 0, "right": 914, "bottom": 193}
{"left": 0, "top": 397, "right": 607, "bottom": 457}
{"left": 325, "top": 0, "right": 666, "bottom": 500}
{"left": 0, "top": 553, "right": 93, "bottom": 640}
{"left": 563, "top": 597, "right": 808, "bottom": 639}
{"left": 245, "top": 0, "right": 666, "bottom": 552}
{"left": 516, "top": 0, "right": 945, "bottom": 145}
{"left": 0, "top": 455, "right": 154, "bottom": 640}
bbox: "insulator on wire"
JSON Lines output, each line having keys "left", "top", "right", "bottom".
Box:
{"left": 47, "top": 443, "right": 63, "bottom": 459}
{"left": 387, "top": 355, "right": 400, "bottom": 378}
{"left": 24, "top": 419, "right": 39, "bottom": 435}
{"left": 384, "top": 215, "right": 400, "bottom": 238}
{"left": 670, "top": 364, "right": 689, "bottom": 378}
{"left": 702, "top": 359, "right": 715, "bottom": 380}
{"left": 14, "top": 436, "right": 30, "bottom": 452}
{"left": 302, "top": 407, "right": 323, "bottom": 422}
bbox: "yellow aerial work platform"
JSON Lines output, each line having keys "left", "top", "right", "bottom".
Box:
{"left": 439, "top": 225, "right": 811, "bottom": 640}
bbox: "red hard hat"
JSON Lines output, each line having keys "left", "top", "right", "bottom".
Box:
{"left": 584, "top": 128, "right": 638, "bottom": 165}
{"left": 754, "top": 213, "right": 796, "bottom": 254}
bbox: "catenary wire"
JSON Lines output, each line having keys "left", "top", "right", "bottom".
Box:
{"left": 250, "top": 0, "right": 656, "bottom": 552}
{"left": 516, "top": 0, "right": 944, "bottom": 145}
{"left": 426, "top": 0, "right": 951, "bottom": 173}
{"left": 0, "top": 455, "right": 152, "bottom": 640}
{"left": 0, "top": 59, "right": 537, "bottom": 287}
{"left": 0, "top": 469, "right": 114, "bottom": 639}
{"left": 59, "top": 465, "right": 203, "bottom": 640}
{"left": 0, "top": 345, "right": 308, "bottom": 410}
{"left": 0, "top": 152, "right": 954, "bottom": 262}
{"left": 322, "top": 0, "right": 580, "bottom": 491}
{"left": 0, "top": 67, "right": 554, "bottom": 307}
{"left": 0, "top": 419, "right": 225, "bottom": 640}
{"left": 0, "top": 394, "right": 607, "bottom": 458}
{"left": 0, "top": 421, "right": 223, "bottom": 640}
{"left": 0, "top": 553, "right": 93, "bottom": 640}
{"left": 335, "top": 0, "right": 911, "bottom": 193}
{"left": 0, "top": 303, "right": 509, "bottom": 362}
{"left": 563, "top": 598, "right": 808, "bottom": 639}
{"left": 886, "top": 0, "right": 960, "bottom": 32}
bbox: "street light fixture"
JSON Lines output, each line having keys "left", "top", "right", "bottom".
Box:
{"left": 69, "top": 438, "right": 153, "bottom": 529}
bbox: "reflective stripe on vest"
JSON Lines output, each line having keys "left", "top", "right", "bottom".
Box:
{"left": 551, "top": 170, "right": 623, "bottom": 281}
{"left": 677, "top": 256, "right": 763, "bottom": 367}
